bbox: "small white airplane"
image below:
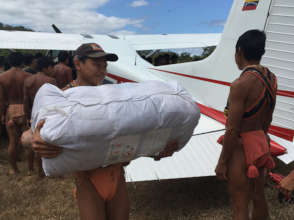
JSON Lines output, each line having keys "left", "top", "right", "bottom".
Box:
{"left": 0, "top": 0, "right": 293, "bottom": 182}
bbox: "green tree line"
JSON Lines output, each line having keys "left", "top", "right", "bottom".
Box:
{"left": 0, "top": 22, "right": 33, "bottom": 32}
{"left": 0, "top": 22, "right": 45, "bottom": 57}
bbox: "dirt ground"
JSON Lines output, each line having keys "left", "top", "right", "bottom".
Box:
{"left": 0, "top": 136, "right": 294, "bottom": 220}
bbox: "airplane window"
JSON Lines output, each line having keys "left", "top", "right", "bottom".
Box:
{"left": 137, "top": 46, "right": 216, "bottom": 66}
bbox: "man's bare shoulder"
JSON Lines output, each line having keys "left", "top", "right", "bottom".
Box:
{"left": 11, "top": 69, "right": 31, "bottom": 79}
{"left": 33, "top": 74, "right": 53, "bottom": 83}
{"left": 0, "top": 72, "right": 5, "bottom": 82}
{"left": 55, "top": 63, "right": 71, "bottom": 73}
{"left": 23, "top": 71, "right": 32, "bottom": 78}
{"left": 0, "top": 69, "right": 11, "bottom": 77}
{"left": 231, "top": 77, "right": 246, "bottom": 93}
{"left": 64, "top": 65, "right": 72, "bottom": 71}
{"left": 0, "top": 69, "right": 12, "bottom": 83}
{"left": 24, "top": 74, "right": 36, "bottom": 85}
{"left": 45, "top": 75, "right": 56, "bottom": 84}
{"left": 232, "top": 73, "right": 257, "bottom": 92}
{"left": 54, "top": 63, "right": 62, "bottom": 69}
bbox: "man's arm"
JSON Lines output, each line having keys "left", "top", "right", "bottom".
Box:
{"left": 215, "top": 79, "right": 247, "bottom": 180}
{"left": 220, "top": 80, "right": 247, "bottom": 163}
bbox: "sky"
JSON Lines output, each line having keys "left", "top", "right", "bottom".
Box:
{"left": 0, "top": 0, "right": 234, "bottom": 35}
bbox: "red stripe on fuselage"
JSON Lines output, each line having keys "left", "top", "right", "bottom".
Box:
{"left": 150, "top": 68, "right": 231, "bottom": 86}
{"left": 107, "top": 73, "right": 294, "bottom": 141}
{"left": 197, "top": 103, "right": 294, "bottom": 142}
{"left": 107, "top": 73, "right": 135, "bottom": 83}
{"left": 150, "top": 68, "right": 294, "bottom": 98}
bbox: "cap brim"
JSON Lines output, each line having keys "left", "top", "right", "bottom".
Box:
{"left": 86, "top": 52, "right": 118, "bottom": 61}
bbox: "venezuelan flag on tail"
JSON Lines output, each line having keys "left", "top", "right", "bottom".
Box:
{"left": 242, "top": 0, "right": 259, "bottom": 11}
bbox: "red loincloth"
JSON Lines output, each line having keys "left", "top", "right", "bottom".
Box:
{"left": 217, "top": 130, "right": 275, "bottom": 178}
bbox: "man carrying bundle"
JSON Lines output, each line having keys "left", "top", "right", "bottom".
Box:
{"left": 29, "top": 43, "right": 179, "bottom": 220}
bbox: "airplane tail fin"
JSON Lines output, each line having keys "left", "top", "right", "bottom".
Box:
{"left": 151, "top": 0, "right": 293, "bottom": 139}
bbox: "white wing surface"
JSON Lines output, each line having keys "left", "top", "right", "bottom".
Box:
{"left": 120, "top": 33, "right": 221, "bottom": 50}
{"left": 0, "top": 30, "right": 85, "bottom": 50}
{"left": 0, "top": 30, "right": 220, "bottom": 51}
{"left": 125, "top": 114, "right": 225, "bottom": 182}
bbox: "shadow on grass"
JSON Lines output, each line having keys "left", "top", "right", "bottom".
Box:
{"left": 128, "top": 177, "right": 230, "bottom": 220}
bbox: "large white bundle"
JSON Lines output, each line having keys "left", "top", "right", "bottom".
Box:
{"left": 32, "top": 81, "right": 200, "bottom": 176}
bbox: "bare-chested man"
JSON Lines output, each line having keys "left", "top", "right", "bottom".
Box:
{"left": 54, "top": 51, "right": 72, "bottom": 89}
{"left": 215, "top": 30, "right": 277, "bottom": 220}
{"left": 29, "top": 44, "right": 129, "bottom": 220}
{"left": 0, "top": 52, "right": 31, "bottom": 174}
{"left": 23, "top": 56, "right": 56, "bottom": 177}
{"left": 25, "top": 43, "right": 179, "bottom": 220}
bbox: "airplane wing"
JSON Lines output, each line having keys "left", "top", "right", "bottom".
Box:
{"left": 273, "top": 135, "right": 294, "bottom": 165}
{"left": 0, "top": 30, "right": 90, "bottom": 50}
{"left": 0, "top": 30, "right": 220, "bottom": 51}
{"left": 124, "top": 104, "right": 293, "bottom": 182}
{"left": 125, "top": 114, "right": 225, "bottom": 182}
{"left": 120, "top": 33, "right": 221, "bottom": 50}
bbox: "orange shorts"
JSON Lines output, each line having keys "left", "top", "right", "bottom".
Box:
{"left": 74, "top": 164, "right": 122, "bottom": 201}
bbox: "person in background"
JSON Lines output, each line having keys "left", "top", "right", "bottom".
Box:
{"left": 54, "top": 51, "right": 72, "bottom": 89}
{"left": 23, "top": 56, "right": 56, "bottom": 177}
{"left": 0, "top": 52, "right": 31, "bottom": 174}
{"left": 170, "top": 54, "right": 178, "bottom": 64}
{"left": 154, "top": 54, "right": 170, "bottom": 66}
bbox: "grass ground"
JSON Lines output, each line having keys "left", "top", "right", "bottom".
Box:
{"left": 0, "top": 135, "right": 294, "bottom": 220}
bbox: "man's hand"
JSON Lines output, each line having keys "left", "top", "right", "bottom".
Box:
{"left": 215, "top": 161, "right": 228, "bottom": 181}
{"left": 279, "top": 171, "right": 294, "bottom": 196}
{"left": 32, "top": 120, "right": 62, "bottom": 158}
{"left": 153, "top": 140, "right": 178, "bottom": 161}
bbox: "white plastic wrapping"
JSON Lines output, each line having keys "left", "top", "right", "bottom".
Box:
{"left": 31, "top": 81, "right": 200, "bottom": 176}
